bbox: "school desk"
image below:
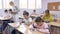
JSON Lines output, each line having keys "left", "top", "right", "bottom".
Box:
{"left": 49, "top": 22, "right": 60, "bottom": 34}
{"left": 8, "top": 23, "right": 44, "bottom": 34}
{"left": 0, "top": 16, "right": 13, "bottom": 33}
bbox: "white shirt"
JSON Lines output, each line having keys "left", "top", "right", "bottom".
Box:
{"left": 9, "top": 13, "right": 13, "bottom": 20}
{"left": 3, "top": 13, "right": 13, "bottom": 20}
{"left": 3, "top": 13, "right": 11, "bottom": 18}
{"left": 12, "top": 6, "right": 20, "bottom": 22}
{"left": 13, "top": 6, "right": 19, "bottom": 13}
{"left": 23, "top": 17, "right": 32, "bottom": 24}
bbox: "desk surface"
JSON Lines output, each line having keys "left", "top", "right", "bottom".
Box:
{"left": 30, "top": 15, "right": 40, "bottom": 17}
{"left": 8, "top": 23, "right": 44, "bottom": 34}
{"left": 49, "top": 22, "right": 60, "bottom": 27}
{"left": 0, "top": 16, "right": 11, "bottom": 20}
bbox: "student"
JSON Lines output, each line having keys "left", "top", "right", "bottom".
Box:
{"left": 9, "top": 9, "right": 12, "bottom": 14}
{"left": 23, "top": 11, "right": 32, "bottom": 26}
{"left": 42, "top": 10, "right": 52, "bottom": 23}
{"left": 9, "top": 1, "right": 19, "bottom": 14}
{"left": 9, "top": 9, "right": 14, "bottom": 22}
{"left": 31, "top": 10, "right": 38, "bottom": 15}
{"left": 29, "top": 17, "right": 50, "bottom": 34}
{"left": 4, "top": 9, "right": 9, "bottom": 18}
{"left": 30, "top": 10, "right": 39, "bottom": 19}
{"left": 2, "top": 9, "right": 12, "bottom": 34}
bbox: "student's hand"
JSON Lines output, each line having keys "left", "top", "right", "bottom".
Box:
{"left": 26, "top": 23, "right": 31, "bottom": 26}
{"left": 30, "top": 28, "right": 36, "bottom": 31}
{"left": 36, "top": 28, "right": 39, "bottom": 31}
{"left": 26, "top": 23, "right": 30, "bottom": 26}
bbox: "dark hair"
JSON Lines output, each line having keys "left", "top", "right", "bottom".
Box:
{"left": 35, "top": 17, "right": 44, "bottom": 22}
{"left": 5, "top": 9, "right": 8, "bottom": 12}
{"left": 45, "top": 9, "right": 50, "bottom": 14}
{"left": 9, "top": 9, "right": 12, "bottom": 11}
{"left": 23, "top": 11, "right": 29, "bottom": 16}
{"left": 33, "top": 10, "right": 36, "bottom": 12}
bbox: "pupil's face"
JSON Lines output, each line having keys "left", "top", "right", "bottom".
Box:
{"left": 36, "top": 22, "right": 43, "bottom": 26}
{"left": 24, "top": 15, "right": 28, "bottom": 19}
{"left": 45, "top": 12, "right": 49, "bottom": 16}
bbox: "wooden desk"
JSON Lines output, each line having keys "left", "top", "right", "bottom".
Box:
{"left": 8, "top": 23, "right": 44, "bottom": 34}
{"left": 0, "top": 16, "right": 12, "bottom": 20}
{"left": 0, "top": 16, "right": 13, "bottom": 32}
{"left": 30, "top": 15, "right": 39, "bottom": 17}
{"left": 49, "top": 22, "right": 60, "bottom": 34}
{"left": 49, "top": 22, "right": 60, "bottom": 27}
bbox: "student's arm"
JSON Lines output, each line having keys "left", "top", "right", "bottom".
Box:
{"left": 37, "top": 28, "right": 49, "bottom": 34}
{"left": 12, "top": 6, "right": 20, "bottom": 14}
{"left": 28, "top": 18, "right": 32, "bottom": 24}
{"left": 29, "top": 24, "right": 33, "bottom": 29}
{"left": 49, "top": 16, "right": 53, "bottom": 22}
{"left": 42, "top": 15, "right": 45, "bottom": 20}
{"left": 9, "top": 15, "right": 13, "bottom": 19}
{"left": 14, "top": 6, "right": 20, "bottom": 12}
{"left": 37, "top": 23, "right": 50, "bottom": 34}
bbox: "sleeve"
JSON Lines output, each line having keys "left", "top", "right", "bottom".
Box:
{"left": 29, "top": 18, "right": 32, "bottom": 23}
{"left": 44, "top": 23, "right": 49, "bottom": 29}
{"left": 42, "top": 15, "right": 45, "bottom": 20}
{"left": 49, "top": 16, "right": 52, "bottom": 22}
{"left": 13, "top": 6, "right": 20, "bottom": 13}
{"left": 38, "top": 23, "right": 50, "bottom": 34}
{"left": 39, "top": 29, "right": 50, "bottom": 34}
{"left": 29, "top": 24, "right": 33, "bottom": 29}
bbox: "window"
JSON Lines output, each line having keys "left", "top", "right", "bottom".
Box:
{"left": 19, "top": 0, "right": 42, "bottom": 9}
{"left": 28, "top": 0, "right": 35, "bottom": 9}
{"left": 0, "top": 0, "right": 2, "bottom": 9}
{"left": 36, "top": 0, "right": 41, "bottom": 9}
{"left": 3, "top": 0, "right": 14, "bottom": 9}
{"left": 19, "top": 0, "right": 27, "bottom": 9}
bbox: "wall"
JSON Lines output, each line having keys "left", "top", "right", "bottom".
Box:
{"left": 42, "top": 0, "right": 60, "bottom": 18}
{"left": 42, "top": 0, "right": 60, "bottom": 11}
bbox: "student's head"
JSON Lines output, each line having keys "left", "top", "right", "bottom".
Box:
{"left": 9, "top": 1, "right": 14, "bottom": 6}
{"left": 23, "top": 11, "right": 29, "bottom": 19}
{"left": 5, "top": 9, "right": 8, "bottom": 13}
{"left": 45, "top": 10, "right": 50, "bottom": 16}
{"left": 35, "top": 17, "right": 43, "bottom": 26}
{"left": 33, "top": 10, "right": 36, "bottom": 12}
{"left": 9, "top": 9, "right": 12, "bottom": 13}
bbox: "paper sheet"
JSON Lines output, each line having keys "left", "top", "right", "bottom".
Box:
{"left": 18, "top": 24, "right": 26, "bottom": 33}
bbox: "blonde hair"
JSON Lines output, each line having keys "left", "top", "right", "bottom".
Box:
{"left": 9, "top": 1, "right": 14, "bottom": 5}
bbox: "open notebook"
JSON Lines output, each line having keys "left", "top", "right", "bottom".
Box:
{"left": 17, "top": 24, "right": 26, "bottom": 33}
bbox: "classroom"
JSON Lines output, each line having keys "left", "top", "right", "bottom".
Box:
{"left": 0, "top": 0, "right": 60, "bottom": 34}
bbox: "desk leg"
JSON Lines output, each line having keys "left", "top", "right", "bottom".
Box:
{"left": 8, "top": 25, "right": 14, "bottom": 34}
{"left": 15, "top": 30, "right": 23, "bottom": 34}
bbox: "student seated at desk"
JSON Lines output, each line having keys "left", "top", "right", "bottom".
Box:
{"left": 29, "top": 17, "right": 50, "bottom": 34}
{"left": 9, "top": 9, "right": 14, "bottom": 22}
{"left": 42, "top": 10, "right": 52, "bottom": 23}
{"left": 31, "top": 10, "right": 38, "bottom": 15}
{"left": 4, "top": 9, "right": 9, "bottom": 18}
{"left": 30, "top": 10, "right": 39, "bottom": 19}
{"left": 4, "top": 9, "right": 12, "bottom": 18}
{"left": 2, "top": 9, "right": 13, "bottom": 34}
{"left": 23, "top": 11, "right": 32, "bottom": 26}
